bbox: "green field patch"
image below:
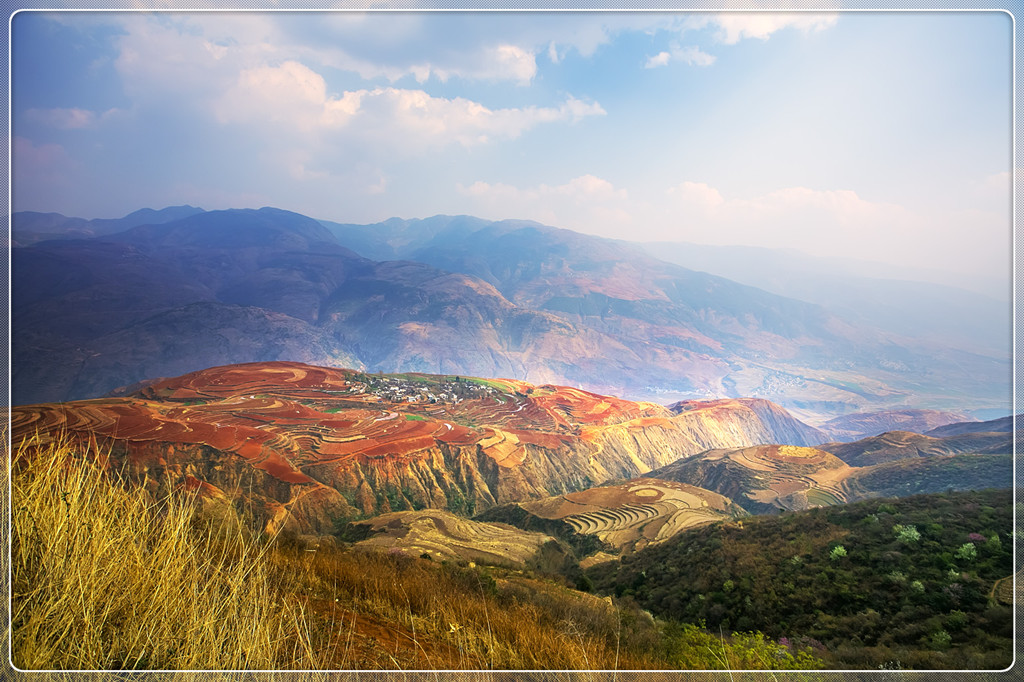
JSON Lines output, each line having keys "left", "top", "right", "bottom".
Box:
{"left": 805, "top": 488, "right": 841, "bottom": 507}
{"left": 458, "top": 376, "right": 512, "bottom": 392}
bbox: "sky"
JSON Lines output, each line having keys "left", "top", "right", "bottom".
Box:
{"left": 10, "top": 10, "right": 1012, "bottom": 291}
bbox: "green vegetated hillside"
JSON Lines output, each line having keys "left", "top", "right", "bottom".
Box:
{"left": 846, "top": 453, "right": 1013, "bottom": 500}
{"left": 588, "top": 488, "right": 1014, "bottom": 670}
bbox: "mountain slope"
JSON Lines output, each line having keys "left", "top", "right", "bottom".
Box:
{"left": 9, "top": 361, "right": 827, "bottom": 535}
{"left": 820, "top": 429, "right": 1015, "bottom": 467}
{"left": 12, "top": 209, "right": 621, "bottom": 404}
{"left": 819, "top": 409, "right": 977, "bottom": 441}
{"left": 926, "top": 414, "right": 1015, "bottom": 437}
{"left": 646, "top": 431, "right": 1012, "bottom": 514}
{"left": 324, "top": 215, "right": 1010, "bottom": 414}
{"left": 587, "top": 488, "right": 1013, "bottom": 670}
{"left": 479, "top": 478, "right": 746, "bottom": 557}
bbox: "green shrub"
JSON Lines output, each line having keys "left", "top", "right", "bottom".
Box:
{"left": 954, "top": 543, "right": 977, "bottom": 561}
{"left": 894, "top": 524, "right": 921, "bottom": 544}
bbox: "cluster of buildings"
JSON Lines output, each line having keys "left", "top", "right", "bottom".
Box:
{"left": 358, "top": 375, "right": 500, "bottom": 405}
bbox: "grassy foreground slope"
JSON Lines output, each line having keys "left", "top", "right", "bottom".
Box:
{"left": 589, "top": 488, "right": 1014, "bottom": 670}
{"left": 10, "top": 436, "right": 822, "bottom": 671}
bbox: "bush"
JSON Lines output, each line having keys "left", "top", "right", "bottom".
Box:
{"left": 955, "top": 543, "right": 977, "bottom": 561}
{"left": 894, "top": 524, "right": 921, "bottom": 544}
{"left": 663, "top": 623, "right": 824, "bottom": 670}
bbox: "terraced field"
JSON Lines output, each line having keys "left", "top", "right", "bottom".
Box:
{"left": 518, "top": 478, "right": 744, "bottom": 555}
{"left": 645, "top": 440, "right": 1012, "bottom": 516}
{"left": 990, "top": 572, "right": 1019, "bottom": 606}
{"left": 344, "top": 510, "right": 561, "bottom": 566}
{"left": 11, "top": 360, "right": 835, "bottom": 538}
{"left": 5, "top": 362, "right": 726, "bottom": 533}
{"left": 647, "top": 444, "right": 856, "bottom": 514}
{"left": 8, "top": 362, "right": 666, "bottom": 478}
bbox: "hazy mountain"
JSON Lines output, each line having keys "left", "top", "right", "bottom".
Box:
{"left": 925, "top": 414, "right": 1015, "bottom": 437}
{"left": 818, "top": 409, "right": 976, "bottom": 441}
{"left": 12, "top": 208, "right": 608, "bottom": 404}
{"left": 639, "top": 240, "right": 1010, "bottom": 355}
{"left": 320, "top": 214, "right": 493, "bottom": 262}
{"left": 324, "top": 214, "right": 1009, "bottom": 415}
{"left": 11, "top": 207, "right": 1010, "bottom": 418}
{"left": 11, "top": 205, "right": 204, "bottom": 246}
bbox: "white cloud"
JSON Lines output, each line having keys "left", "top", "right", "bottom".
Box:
{"left": 668, "top": 181, "right": 725, "bottom": 211}
{"left": 25, "top": 107, "right": 96, "bottom": 129}
{"left": 645, "top": 45, "right": 714, "bottom": 69}
{"left": 973, "top": 170, "right": 1011, "bottom": 197}
{"left": 547, "top": 41, "right": 561, "bottom": 64}
{"left": 683, "top": 12, "right": 838, "bottom": 45}
{"left": 666, "top": 181, "right": 913, "bottom": 234}
{"left": 658, "top": 180, "right": 1008, "bottom": 280}
{"left": 409, "top": 44, "right": 538, "bottom": 85}
{"left": 645, "top": 51, "right": 671, "bottom": 69}
{"left": 215, "top": 60, "right": 604, "bottom": 149}
{"left": 461, "top": 174, "right": 627, "bottom": 202}
{"left": 676, "top": 45, "right": 716, "bottom": 67}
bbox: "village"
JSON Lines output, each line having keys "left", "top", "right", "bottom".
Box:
{"left": 355, "top": 373, "right": 503, "bottom": 405}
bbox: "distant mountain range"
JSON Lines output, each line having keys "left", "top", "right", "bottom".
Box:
{"left": 817, "top": 408, "right": 977, "bottom": 441}
{"left": 11, "top": 206, "right": 1010, "bottom": 419}
{"left": 12, "top": 205, "right": 205, "bottom": 246}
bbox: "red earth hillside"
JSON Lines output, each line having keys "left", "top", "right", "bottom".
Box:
{"left": 9, "top": 361, "right": 824, "bottom": 536}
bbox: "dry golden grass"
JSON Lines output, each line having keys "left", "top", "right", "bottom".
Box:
{"left": 10, "top": 434, "right": 327, "bottom": 670}
{"left": 7, "top": 433, "right": 819, "bottom": 674}
{"left": 9, "top": 433, "right": 651, "bottom": 671}
{"left": 286, "top": 546, "right": 650, "bottom": 670}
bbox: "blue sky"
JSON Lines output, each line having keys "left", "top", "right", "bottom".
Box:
{"left": 11, "top": 10, "right": 1012, "bottom": 288}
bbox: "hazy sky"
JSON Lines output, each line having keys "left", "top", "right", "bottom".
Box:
{"left": 11, "top": 10, "right": 1012, "bottom": 284}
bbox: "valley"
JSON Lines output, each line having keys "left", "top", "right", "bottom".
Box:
{"left": 10, "top": 361, "right": 1012, "bottom": 563}
{"left": 8, "top": 359, "right": 1013, "bottom": 671}
{"left": 8, "top": 208, "right": 1014, "bottom": 672}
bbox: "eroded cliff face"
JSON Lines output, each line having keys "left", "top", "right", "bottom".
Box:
{"left": 9, "top": 361, "right": 825, "bottom": 535}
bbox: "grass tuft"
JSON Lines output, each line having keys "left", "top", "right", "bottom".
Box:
{"left": 10, "top": 434, "right": 325, "bottom": 670}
